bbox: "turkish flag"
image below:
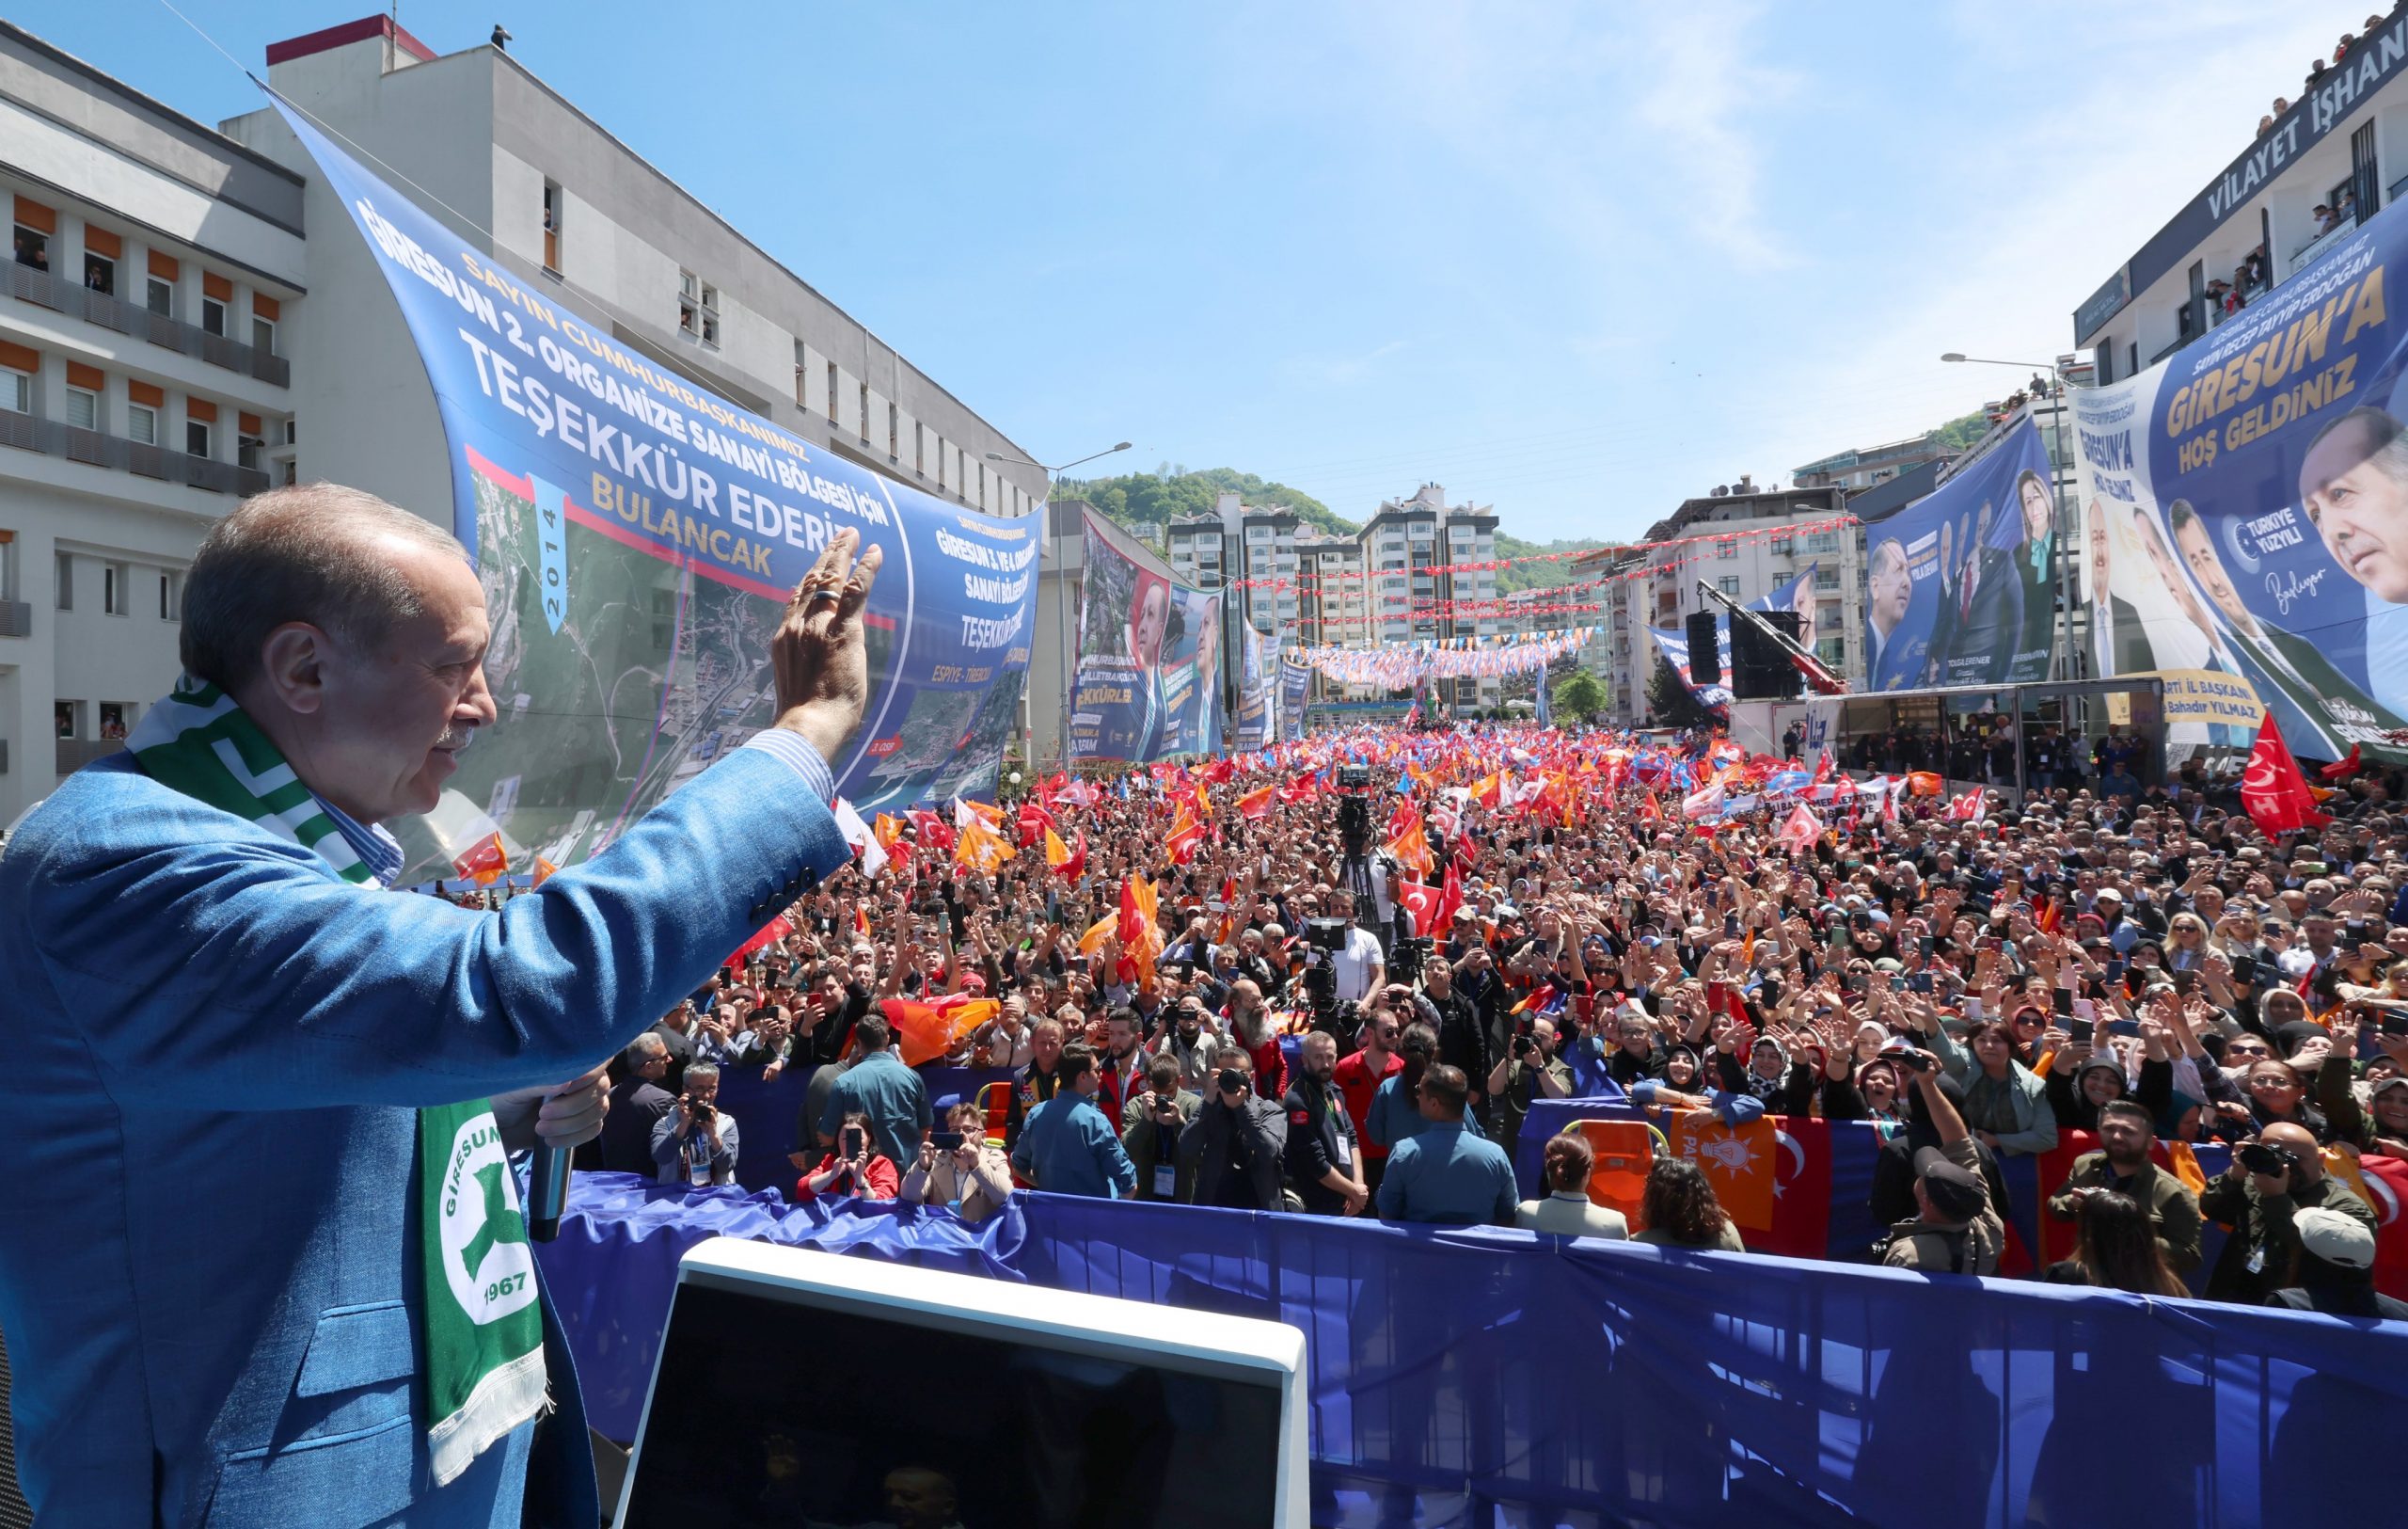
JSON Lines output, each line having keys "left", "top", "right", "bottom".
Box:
{"left": 1811, "top": 751, "right": 1833, "bottom": 785}
{"left": 1639, "top": 790, "right": 1662, "bottom": 822}
{"left": 1279, "top": 771, "right": 1321, "bottom": 805}
{"left": 1237, "top": 784, "right": 1275, "bottom": 820}
{"left": 1744, "top": 1116, "right": 1835, "bottom": 1260}
{"left": 728, "top": 914, "right": 792, "bottom": 968}
{"left": 452, "top": 832, "right": 508, "bottom": 886}
{"left": 2241, "top": 710, "right": 2331, "bottom": 836}
{"left": 1165, "top": 810, "right": 1206, "bottom": 866}
{"left": 1016, "top": 799, "right": 1057, "bottom": 848}
{"left": 2358, "top": 1155, "right": 2408, "bottom": 1300}
{"left": 1436, "top": 860, "right": 1465, "bottom": 928}
{"left": 1398, "top": 877, "right": 1439, "bottom": 937}
{"left": 906, "top": 808, "right": 955, "bottom": 851}
{"left": 1202, "top": 757, "right": 1236, "bottom": 786}
{"left": 1774, "top": 803, "right": 1823, "bottom": 854}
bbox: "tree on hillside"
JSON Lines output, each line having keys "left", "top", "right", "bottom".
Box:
{"left": 1551, "top": 669, "right": 1608, "bottom": 724}
{"left": 1647, "top": 655, "right": 1718, "bottom": 729}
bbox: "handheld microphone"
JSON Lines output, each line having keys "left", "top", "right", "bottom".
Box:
{"left": 527, "top": 1137, "right": 574, "bottom": 1242}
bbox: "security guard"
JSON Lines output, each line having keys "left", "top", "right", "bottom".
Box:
{"left": 1374, "top": 1064, "right": 1519, "bottom": 1227}
{"left": 1285, "top": 1030, "right": 1369, "bottom": 1215}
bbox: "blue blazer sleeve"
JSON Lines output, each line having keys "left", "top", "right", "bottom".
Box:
{"left": 22, "top": 748, "right": 850, "bottom": 1108}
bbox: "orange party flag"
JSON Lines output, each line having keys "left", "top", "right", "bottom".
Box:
{"left": 531, "top": 855, "right": 559, "bottom": 888}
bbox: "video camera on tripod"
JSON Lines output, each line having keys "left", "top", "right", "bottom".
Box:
{"left": 1334, "top": 764, "right": 1374, "bottom": 858}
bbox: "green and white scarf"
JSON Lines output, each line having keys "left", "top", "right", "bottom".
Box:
{"left": 128, "top": 677, "right": 547, "bottom": 1487}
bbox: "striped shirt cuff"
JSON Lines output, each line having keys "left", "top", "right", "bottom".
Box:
{"left": 739, "top": 728, "right": 836, "bottom": 804}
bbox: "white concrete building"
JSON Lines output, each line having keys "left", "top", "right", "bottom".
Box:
{"left": 0, "top": 12, "right": 1047, "bottom": 829}
{"left": 2074, "top": 20, "right": 2408, "bottom": 379}
{"left": 1358, "top": 484, "right": 1500, "bottom": 710}
{"left": 220, "top": 15, "right": 1043, "bottom": 534}
{"left": 0, "top": 21, "right": 299, "bottom": 827}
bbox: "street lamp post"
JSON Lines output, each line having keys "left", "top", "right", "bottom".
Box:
{"left": 1941, "top": 350, "right": 2086, "bottom": 713}
{"left": 987, "top": 441, "right": 1132, "bottom": 772}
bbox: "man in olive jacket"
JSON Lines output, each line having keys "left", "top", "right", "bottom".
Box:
{"left": 2044, "top": 1100, "right": 2204, "bottom": 1273}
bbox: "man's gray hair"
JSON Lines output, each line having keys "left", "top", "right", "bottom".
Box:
{"left": 624, "top": 1033, "right": 668, "bottom": 1067}
{"left": 684, "top": 1061, "right": 721, "bottom": 1090}
{"left": 1870, "top": 537, "right": 1908, "bottom": 580}
{"left": 182, "top": 484, "right": 468, "bottom": 693}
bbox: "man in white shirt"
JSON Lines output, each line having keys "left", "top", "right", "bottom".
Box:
{"left": 1332, "top": 909, "right": 1386, "bottom": 1009}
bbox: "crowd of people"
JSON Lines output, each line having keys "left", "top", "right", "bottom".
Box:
{"left": 579, "top": 720, "right": 2408, "bottom": 1318}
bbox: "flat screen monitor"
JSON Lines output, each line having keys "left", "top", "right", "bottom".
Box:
{"left": 615, "top": 1237, "right": 1309, "bottom": 1528}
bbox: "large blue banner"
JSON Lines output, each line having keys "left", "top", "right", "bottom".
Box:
{"left": 275, "top": 100, "right": 1037, "bottom": 881}
{"left": 1279, "top": 657, "right": 1309, "bottom": 742}
{"left": 1234, "top": 618, "right": 1274, "bottom": 750}
{"left": 1648, "top": 565, "right": 1816, "bottom": 709}
{"left": 1861, "top": 419, "right": 2056, "bottom": 691}
{"left": 1069, "top": 509, "right": 1223, "bottom": 762}
{"left": 2073, "top": 211, "right": 2408, "bottom": 760}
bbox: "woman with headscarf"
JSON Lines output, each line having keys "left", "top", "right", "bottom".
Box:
{"left": 1712, "top": 1028, "right": 1816, "bottom": 1117}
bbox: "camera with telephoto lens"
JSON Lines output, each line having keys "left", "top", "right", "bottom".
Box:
{"left": 689, "top": 1098, "right": 715, "bottom": 1121}
{"left": 1390, "top": 935, "right": 1432, "bottom": 982}
{"left": 2238, "top": 1141, "right": 2299, "bottom": 1177}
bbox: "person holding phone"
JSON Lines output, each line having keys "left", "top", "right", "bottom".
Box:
{"left": 899, "top": 1102, "right": 1013, "bottom": 1222}
{"left": 796, "top": 1109, "right": 899, "bottom": 1201}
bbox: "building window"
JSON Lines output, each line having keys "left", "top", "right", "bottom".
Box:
{"left": 83, "top": 251, "right": 115, "bottom": 295}
{"left": 98, "top": 701, "right": 130, "bottom": 740}
{"left": 679, "top": 271, "right": 719, "bottom": 343}
{"left": 1, "top": 367, "right": 28, "bottom": 414}
{"left": 64, "top": 386, "right": 97, "bottom": 430}
{"left": 55, "top": 700, "right": 78, "bottom": 739}
{"left": 238, "top": 431, "right": 264, "bottom": 470}
{"left": 128, "top": 403, "right": 156, "bottom": 444}
{"left": 14, "top": 223, "right": 49, "bottom": 270}
{"left": 55, "top": 551, "right": 71, "bottom": 610}
{"left": 159, "top": 570, "right": 180, "bottom": 620}
{"left": 200, "top": 295, "right": 226, "bottom": 336}
{"left": 793, "top": 339, "right": 807, "bottom": 406}
{"left": 251, "top": 315, "right": 276, "bottom": 357}
{"left": 887, "top": 402, "right": 898, "bottom": 460}
{"left": 856, "top": 382, "right": 868, "bottom": 444}
{"left": 186, "top": 420, "right": 211, "bottom": 458}
{"left": 103, "top": 561, "right": 129, "bottom": 616}
{"left": 541, "top": 180, "right": 562, "bottom": 272}
{"left": 1718, "top": 576, "right": 1741, "bottom": 597}
{"left": 1804, "top": 531, "right": 1841, "bottom": 554}
{"left": 1814, "top": 567, "right": 1840, "bottom": 590}
{"left": 147, "top": 276, "right": 172, "bottom": 316}
{"left": 913, "top": 422, "right": 925, "bottom": 477}
{"left": 1716, "top": 537, "right": 1738, "bottom": 559}
{"left": 826, "top": 361, "right": 838, "bottom": 422}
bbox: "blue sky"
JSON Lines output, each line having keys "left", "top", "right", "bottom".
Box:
{"left": 20, "top": 1, "right": 2354, "bottom": 540}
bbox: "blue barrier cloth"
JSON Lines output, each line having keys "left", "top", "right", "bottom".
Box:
{"left": 536, "top": 1172, "right": 2408, "bottom": 1528}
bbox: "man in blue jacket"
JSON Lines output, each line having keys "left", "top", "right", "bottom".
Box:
{"left": 0, "top": 486, "right": 880, "bottom": 1527}
{"left": 1377, "top": 1065, "right": 1519, "bottom": 1227}
{"left": 1011, "top": 1043, "right": 1137, "bottom": 1198}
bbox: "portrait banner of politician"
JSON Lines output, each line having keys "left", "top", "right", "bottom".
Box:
{"left": 1860, "top": 416, "right": 2056, "bottom": 693}
{"left": 264, "top": 100, "right": 1038, "bottom": 887}
{"left": 1069, "top": 508, "right": 1225, "bottom": 764}
{"left": 2071, "top": 196, "right": 2408, "bottom": 765}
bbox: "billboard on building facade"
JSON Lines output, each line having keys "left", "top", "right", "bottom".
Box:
{"left": 1234, "top": 619, "right": 1274, "bottom": 751}
{"left": 1860, "top": 419, "right": 2056, "bottom": 693}
{"left": 2070, "top": 208, "right": 2408, "bottom": 761}
{"left": 1279, "top": 658, "right": 1310, "bottom": 742}
{"left": 1069, "top": 509, "right": 1224, "bottom": 763}
{"left": 276, "top": 99, "right": 1038, "bottom": 882}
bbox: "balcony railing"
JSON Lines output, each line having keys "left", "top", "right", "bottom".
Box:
{"left": 0, "top": 599, "right": 30, "bottom": 637}
{"left": 6, "top": 262, "right": 290, "bottom": 388}
{"left": 57, "top": 737, "right": 123, "bottom": 773}
{"left": 2288, "top": 213, "right": 2360, "bottom": 278}
{"left": 0, "top": 411, "right": 268, "bottom": 496}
